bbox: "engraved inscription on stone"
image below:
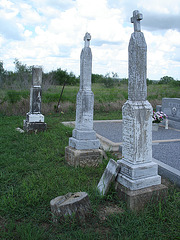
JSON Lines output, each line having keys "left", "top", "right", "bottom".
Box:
{"left": 30, "top": 87, "right": 42, "bottom": 113}
{"left": 128, "top": 32, "right": 147, "bottom": 101}
{"left": 117, "top": 10, "right": 161, "bottom": 191}
{"left": 171, "top": 107, "right": 177, "bottom": 116}
{"left": 121, "top": 166, "right": 132, "bottom": 177}
{"left": 162, "top": 98, "right": 180, "bottom": 119}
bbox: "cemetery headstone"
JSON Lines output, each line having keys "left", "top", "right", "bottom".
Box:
{"left": 162, "top": 98, "right": 180, "bottom": 129}
{"left": 65, "top": 33, "right": 103, "bottom": 167}
{"left": 23, "top": 66, "right": 47, "bottom": 132}
{"left": 97, "top": 159, "right": 120, "bottom": 195}
{"left": 115, "top": 10, "right": 167, "bottom": 210}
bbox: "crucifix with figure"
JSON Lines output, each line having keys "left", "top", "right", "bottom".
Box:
{"left": 131, "top": 10, "right": 143, "bottom": 32}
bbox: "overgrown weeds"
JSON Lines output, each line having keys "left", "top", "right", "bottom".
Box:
{"left": 0, "top": 83, "right": 179, "bottom": 117}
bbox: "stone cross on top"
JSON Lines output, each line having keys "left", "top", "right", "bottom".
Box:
{"left": 84, "top": 32, "right": 91, "bottom": 48}
{"left": 131, "top": 10, "right": 143, "bottom": 32}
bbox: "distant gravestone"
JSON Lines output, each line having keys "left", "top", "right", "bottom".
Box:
{"left": 23, "top": 66, "right": 47, "bottom": 132}
{"left": 65, "top": 33, "right": 103, "bottom": 167}
{"left": 162, "top": 98, "right": 180, "bottom": 129}
{"left": 115, "top": 10, "right": 167, "bottom": 210}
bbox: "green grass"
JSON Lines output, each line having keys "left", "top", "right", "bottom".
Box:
{"left": 0, "top": 83, "right": 180, "bottom": 117}
{"left": 0, "top": 115, "right": 180, "bottom": 240}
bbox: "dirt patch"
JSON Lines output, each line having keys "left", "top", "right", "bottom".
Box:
{"left": 98, "top": 204, "right": 124, "bottom": 221}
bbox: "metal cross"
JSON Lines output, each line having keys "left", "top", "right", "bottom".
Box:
{"left": 84, "top": 32, "right": 91, "bottom": 47}
{"left": 131, "top": 10, "right": 143, "bottom": 32}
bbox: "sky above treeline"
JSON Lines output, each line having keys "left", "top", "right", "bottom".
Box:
{"left": 0, "top": 0, "right": 180, "bottom": 80}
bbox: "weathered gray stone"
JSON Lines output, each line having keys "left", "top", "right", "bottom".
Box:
{"left": 23, "top": 121, "right": 47, "bottom": 132}
{"left": 65, "top": 33, "right": 101, "bottom": 166}
{"left": 162, "top": 98, "right": 180, "bottom": 120}
{"left": 115, "top": 182, "right": 168, "bottom": 211}
{"left": 23, "top": 66, "right": 46, "bottom": 132}
{"left": 156, "top": 105, "right": 162, "bottom": 112}
{"left": 68, "top": 33, "right": 100, "bottom": 150}
{"left": 97, "top": 159, "right": 120, "bottom": 195}
{"left": 128, "top": 11, "right": 147, "bottom": 101}
{"left": 32, "top": 66, "right": 42, "bottom": 86}
{"left": 65, "top": 146, "right": 103, "bottom": 167}
{"left": 30, "top": 87, "right": 42, "bottom": 114}
{"left": 16, "top": 127, "right": 24, "bottom": 133}
{"left": 162, "top": 98, "right": 180, "bottom": 129}
{"left": 50, "top": 192, "right": 91, "bottom": 222}
{"left": 122, "top": 101, "right": 152, "bottom": 164}
{"left": 116, "top": 10, "right": 161, "bottom": 191}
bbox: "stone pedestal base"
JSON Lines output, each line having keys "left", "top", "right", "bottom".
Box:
{"left": 26, "top": 113, "right": 44, "bottom": 122}
{"left": 65, "top": 146, "right": 103, "bottom": 167}
{"left": 115, "top": 182, "right": 168, "bottom": 211}
{"left": 116, "top": 160, "right": 161, "bottom": 190}
{"left": 23, "top": 120, "right": 47, "bottom": 132}
{"left": 69, "top": 136, "right": 100, "bottom": 150}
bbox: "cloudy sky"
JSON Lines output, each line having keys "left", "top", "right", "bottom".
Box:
{"left": 0, "top": 0, "right": 180, "bottom": 80}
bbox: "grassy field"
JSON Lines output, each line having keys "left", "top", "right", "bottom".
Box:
{"left": 0, "top": 83, "right": 180, "bottom": 239}
{"left": 0, "top": 82, "right": 180, "bottom": 117}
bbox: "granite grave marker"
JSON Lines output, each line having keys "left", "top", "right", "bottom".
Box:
{"left": 65, "top": 33, "right": 103, "bottom": 167}
{"left": 23, "top": 66, "right": 47, "bottom": 132}
{"left": 115, "top": 10, "right": 167, "bottom": 210}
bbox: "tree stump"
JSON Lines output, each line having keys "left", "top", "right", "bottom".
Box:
{"left": 50, "top": 192, "right": 91, "bottom": 222}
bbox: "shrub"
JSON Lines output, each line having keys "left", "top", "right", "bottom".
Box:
{"left": 6, "top": 91, "right": 22, "bottom": 103}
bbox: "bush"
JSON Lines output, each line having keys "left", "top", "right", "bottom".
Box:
{"left": 120, "top": 78, "right": 128, "bottom": 85}
{"left": 103, "top": 77, "right": 114, "bottom": 88}
{"left": 6, "top": 91, "right": 22, "bottom": 104}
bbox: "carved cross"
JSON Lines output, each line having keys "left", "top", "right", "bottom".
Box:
{"left": 84, "top": 32, "right": 91, "bottom": 47}
{"left": 131, "top": 10, "right": 143, "bottom": 32}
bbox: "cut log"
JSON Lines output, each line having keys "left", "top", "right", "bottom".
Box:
{"left": 50, "top": 192, "right": 91, "bottom": 222}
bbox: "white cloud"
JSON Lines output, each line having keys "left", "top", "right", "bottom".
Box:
{"left": 0, "top": 0, "right": 180, "bottom": 80}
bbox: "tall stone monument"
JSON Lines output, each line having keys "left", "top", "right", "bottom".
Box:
{"left": 23, "top": 66, "right": 47, "bottom": 132}
{"left": 65, "top": 33, "right": 103, "bottom": 167}
{"left": 115, "top": 10, "right": 167, "bottom": 210}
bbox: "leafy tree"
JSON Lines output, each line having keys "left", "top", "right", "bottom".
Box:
{"left": 12, "top": 59, "right": 32, "bottom": 88}
{"left": 158, "top": 76, "right": 174, "bottom": 84}
{"left": 103, "top": 73, "right": 114, "bottom": 88}
{"left": 147, "top": 78, "right": 153, "bottom": 85}
{"left": 53, "top": 68, "right": 78, "bottom": 85}
{"left": 92, "top": 73, "right": 104, "bottom": 83}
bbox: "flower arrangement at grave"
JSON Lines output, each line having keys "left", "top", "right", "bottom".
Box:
{"left": 152, "top": 111, "right": 167, "bottom": 123}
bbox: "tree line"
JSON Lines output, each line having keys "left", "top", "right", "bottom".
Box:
{"left": 0, "top": 59, "right": 179, "bottom": 89}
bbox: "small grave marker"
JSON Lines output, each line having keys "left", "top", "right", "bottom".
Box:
{"left": 97, "top": 159, "right": 120, "bottom": 195}
{"left": 162, "top": 98, "right": 180, "bottom": 129}
{"left": 23, "top": 66, "right": 46, "bottom": 132}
